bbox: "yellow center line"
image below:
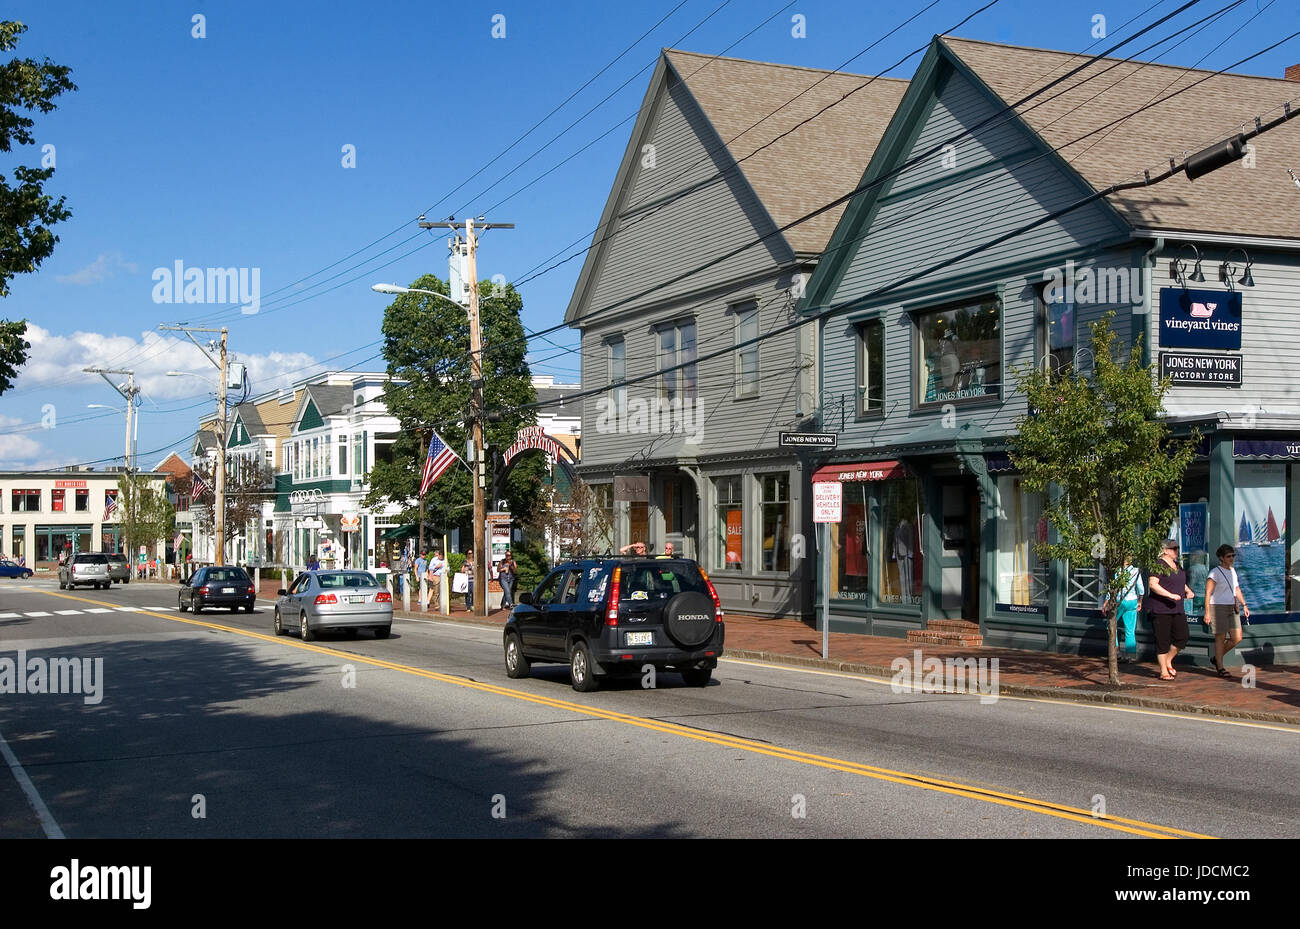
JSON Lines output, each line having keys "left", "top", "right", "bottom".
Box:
{"left": 34, "top": 588, "right": 1213, "bottom": 839}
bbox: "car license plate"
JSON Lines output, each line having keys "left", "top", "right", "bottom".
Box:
{"left": 625, "top": 632, "right": 653, "bottom": 646}
{"left": 222, "top": 587, "right": 235, "bottom": 594}
{"left": 347, "top": 596, "right": 366, "bottom": 604}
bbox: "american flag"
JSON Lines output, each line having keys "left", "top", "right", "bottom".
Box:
{"left": 103, "top": 494, "right": 118, "bottom": 522}
{"left": 419, "top": 430, "right": 461, "bottom": 496}
{"left": 192, "top": 473, "right": 208, "bottom": 499}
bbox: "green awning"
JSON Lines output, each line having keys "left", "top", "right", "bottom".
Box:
{"left": 379, "top": 524, "right": 418, "bottom": 541}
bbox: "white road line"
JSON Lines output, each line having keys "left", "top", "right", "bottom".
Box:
{"left": 84, "top": 608, "right": 113, "bottom": 614}
{"left": 114, "top": 607, "right": 141, "bottom": 612}
{"left": 22, "top": 612, "right": 51, "bottom": 617}
{"left": 0, "top": 613, "right": 19, "bottom": 619}
{"left": 0, "top": 728, "right": 65, "bottom": 839}
{"left": 53, "top": 610, "right": 83, "bottom": 616}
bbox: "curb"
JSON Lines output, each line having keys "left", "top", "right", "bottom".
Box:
{"left": 722, "top": 648, "right": 1300, "bottom": 727}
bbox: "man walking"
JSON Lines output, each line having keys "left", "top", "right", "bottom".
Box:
{"left": 415, "top": 550, "right": 428, "bottom": 608}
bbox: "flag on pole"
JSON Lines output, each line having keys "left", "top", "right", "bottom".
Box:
{"left": 103, "top": 494, "right": 118, "bottom": 522}
{"left": 192, "top": 473, "right": 208, "bottom": 499}
{"left": 419, "top": 430, "right": 461, "bottom": 496}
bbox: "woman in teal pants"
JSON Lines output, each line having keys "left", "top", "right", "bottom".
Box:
{"left": 1111, "top": 557, "right": 1143, "bottom": 661}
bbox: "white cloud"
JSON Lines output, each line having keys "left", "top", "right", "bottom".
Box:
{"left": 55, "top": 252, "right": 139, "bottom": 286}
{"left": 0, "top": 432, "right": 47, "bottom": 466}
{"left": 18, "top": 324, "right": 321, "bottom": 400}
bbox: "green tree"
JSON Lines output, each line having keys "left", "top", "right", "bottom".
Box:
{"left": 363, "top": 274, "right": 543, "bottom": 548}
{"left": 115, "top": 474, "right": 174, "bottom": 561}
{"left": 0, "top": 21, "right": 76, "bottom": 394}
{"left": 1012, "top": 312, "right": 1198, "bottom": 685}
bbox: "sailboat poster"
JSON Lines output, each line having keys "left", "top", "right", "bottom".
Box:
{"left": 1233, "top": 463, "right": 1286, "bottom": 613}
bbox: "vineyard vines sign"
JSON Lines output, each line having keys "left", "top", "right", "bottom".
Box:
{"left": 289, "top": 489, "right": 326, "bottom": 504}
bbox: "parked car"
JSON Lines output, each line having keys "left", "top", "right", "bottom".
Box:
{"left": 274, "top": 570, "right": 393, "bottom": 640}
{"left": 178, "top": 565, "right": 256, "bottom": 614}
{"left": 106, "top": 553, "right": 131, "bottom": 584}
{"left": 59, "top": 552, "right": 111, "bottom": 590}
{"left": 0, "top": 559, "right": 33, "bottom": 580}
{"left": 503, "top": 556, "right": 725, "bottom": 692}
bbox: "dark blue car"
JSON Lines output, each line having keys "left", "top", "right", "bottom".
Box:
{"left": 0, "top": 559, "right": 33, "bottom": 579}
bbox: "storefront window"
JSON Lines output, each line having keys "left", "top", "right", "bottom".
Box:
{"left": 996, "top": 476, "right": 1049, "bottom": 608}
{"left": 832, "top": 483, "right": 870, "bottom": 599}
{"left": 715, "top": 475, "right": 743, "bottom": 570}
{"left": 11, "top": 526, "right": 24, "bottom": 562}
{"left": 916, "top": 297, "right": 1000, "bottom": 405}
{"left": 877, "top": 480, "right": 923, "bottom": 607}
{"left": 1235, "top": 462, "right": 1286, "bottom": 613}
{"left": 760, "top": 473, "right": 790, "bottom": 572}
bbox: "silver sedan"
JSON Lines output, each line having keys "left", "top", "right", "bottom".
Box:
{"left": 273, "top": 570, "right": 393, "bottom": 640}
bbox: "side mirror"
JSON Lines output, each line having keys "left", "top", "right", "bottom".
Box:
{"left": 519, "top": 591, "right": 534, "bottom": 606}
{"left": 276, "top": 589, "right": 289, "bottom": 596}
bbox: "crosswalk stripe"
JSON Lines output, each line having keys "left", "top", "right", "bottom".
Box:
{"left": 0, "top": 612, "right": 19, "bottom": 619}
{"left": 85, "top": 608, "right": 113, "bottom": 614}
{"left": 114, "top": 607, "right": 141, "bottom": 612}
{"left": 23, "top": 611, "right": 51, "bottom": 617}
{"left": 53, "top": 610, "right": 84, "bottom": 615}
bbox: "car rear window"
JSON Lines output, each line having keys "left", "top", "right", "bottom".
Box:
{"left": 206, "top": 568, "right": 250, "bottom": 583}
{"left": 108, "top": 554, "right": 127, "bottom": 563}
{"left": 74, "top": 554, "right": 109, "bottom": 564}
{"left": 618, "top": 561, "right": 709, "bottom": 600}
{"left": 317, "top": 572, "right": 378, "bottom": 589}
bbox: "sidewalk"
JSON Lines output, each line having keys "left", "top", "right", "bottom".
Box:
{"left": 191, "top": 577, "right": 1300, "bottom": 725}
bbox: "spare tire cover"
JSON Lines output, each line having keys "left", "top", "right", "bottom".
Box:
{"left": 663, "top": 591, "right": 716, "bottom": 648}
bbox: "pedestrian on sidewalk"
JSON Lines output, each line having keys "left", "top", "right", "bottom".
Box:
{"left": 498, "top": 549, "right": 517, "bottom": 607}
{"left": 1103, "top": 556, "right": 1143, "bottom": 662}
{"left": 1147, "top": 539, "right": 1193, "bottom": 681}
{"left": 463, "top": 549, "right": 475, "bottom": 611}
{"left": 1204, "top": 544, "right": 1250, "bottom": 678}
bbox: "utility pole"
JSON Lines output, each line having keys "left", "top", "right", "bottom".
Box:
{"left": 160, "top": 324, "right": 230, "bottom": 566}
{"left": 419, "top": 215, "right": 513, "bottom": 616}
{"left": 83, "top": 367, "right": 140, "bottom": 556}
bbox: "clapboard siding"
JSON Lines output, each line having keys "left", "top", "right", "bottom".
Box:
{"left": 582, "top": 76, "right": 791, "bottom": 316}
{"left": 828, "top": 67, "right": 1122, "bottom": 309}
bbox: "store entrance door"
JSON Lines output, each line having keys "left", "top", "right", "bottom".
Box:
{"left": 939, "top": 478, "right": 981, "bottom": 620}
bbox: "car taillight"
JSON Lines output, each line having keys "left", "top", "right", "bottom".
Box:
{"left": 605, "top": 566, "right": 621, "bottom": 626}
{"left": 315, "top": 593, "right": 337, "bottom": 604}
{"left": 375, "top": 591, "right": 392, "bottom": 603}
{"left": 199, "top": 586, "right": 210, "bottom": 595}
{"left": 247, "top": 585, "right": 256, "bottom": 595}
{"left": 698, "top": 568, "right": 724, "bottom": 621}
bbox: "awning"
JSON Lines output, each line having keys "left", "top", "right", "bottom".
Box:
{"left": 811, "top": 460, "right": 907, "bottom": 483}
{"left": 1233, "top": 438, "right": 1300, "bottom": 459}
{"left": 379, "top": 524, "right": 418, "bottom": 541}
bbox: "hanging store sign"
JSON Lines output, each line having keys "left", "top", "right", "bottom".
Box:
{"left": 340, "top": 512, "right": 360, "bottom": 532}
{"left": 614, "top": 475, "right": 649, "bottom": 502}
{"left": 1158, "top": 288, "right": 1243, "bottom": 349}
{"left": 779, "top": 432, "right": 838, "bottom": 449}
{"left": 289, "top": 489, "right": 326, "bottom": 504}
{"left": 1159, "top": 351, "right": 1242, "bottom": 386}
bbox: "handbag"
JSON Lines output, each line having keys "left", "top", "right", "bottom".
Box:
{"left": 452, "top": 571, "right": 469, "bottom": 594}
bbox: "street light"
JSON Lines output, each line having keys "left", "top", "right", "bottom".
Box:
{"left": 372, "top": 279, "right": 486, "bottom": 615}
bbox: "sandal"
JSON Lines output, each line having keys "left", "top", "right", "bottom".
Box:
{"left": 1159, "top": 672, "right": 1175, "bottom": 681}
{"left": 1217, "top": 666, "right": 1232, "bottom": 678}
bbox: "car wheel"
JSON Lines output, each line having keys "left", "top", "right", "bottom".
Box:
{"left": 273, "top": 608, "right": 283, "bottom": 635}
{"left": 193, "top": 598, "right": 204, "bottom": 615}
{"left": 178, "top": 594, "right": 188, "bottom": 612}
{"left": 23, "top": 571, "right": 32, "bottom": 579}
{"left": 58, "top": 578, "right": 65, "bottom": 590}
{"left": 569, "top": 641, "right": 598, "bottom": 693}
{"left": 680, "top": 667, "right": 712, "bottom": 687}
{"left": 504, "top": 634, "right": 530, "bottom": 679}
{"left": 374, "top": 626, "right": 391, "bottom": 639}
{"left": 124, "top": 577, "right": 130, "bottom": 584}
{"left": 300, "top": 612, "right": 314, "bottom": 642}
{"left": 244, "top": 603, "right": 255, "bottom": 614}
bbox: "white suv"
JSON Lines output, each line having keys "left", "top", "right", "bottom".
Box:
{"left": 59, "top": 553, "right": 111, "bottom": 590}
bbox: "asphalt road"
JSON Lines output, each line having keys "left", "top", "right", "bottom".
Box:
{"left": 2, "top": 577, "right": 1297, "bottom": 838}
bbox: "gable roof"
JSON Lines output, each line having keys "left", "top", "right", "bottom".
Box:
{"left": 661, "top": 49, "right": 909, "bottom": 256}
{"left": 941, "top": 36, "right": 1300, "bottom": 241}
{"left": 229, "top": 402, "right": 267, "bottom": 438}
{"left": 305, "top": 384, "right": 355, "bottom": 419}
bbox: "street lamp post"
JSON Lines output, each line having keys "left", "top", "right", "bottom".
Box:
{"left": 371, "top": 280, "right": 487, "bottom": 616}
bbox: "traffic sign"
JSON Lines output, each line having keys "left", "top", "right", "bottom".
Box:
{"left": 812, "top": 481, "right": 842, "bottom": 523}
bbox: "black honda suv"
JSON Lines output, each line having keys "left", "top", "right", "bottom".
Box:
{"left": 503, "top": 557, "right": 725, "bottom": 692}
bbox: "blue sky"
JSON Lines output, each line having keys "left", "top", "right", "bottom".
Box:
{"left": 1, "top": 0, "right": 1296, "bottom": 470}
